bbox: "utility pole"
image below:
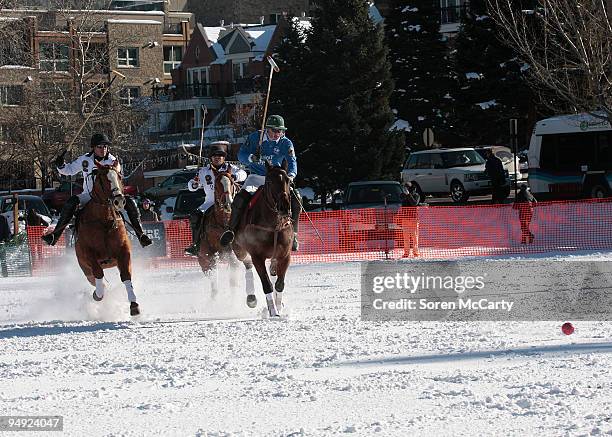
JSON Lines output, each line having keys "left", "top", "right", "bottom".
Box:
{"left": 510, "top": 118, "right": 519, "bottom": 198}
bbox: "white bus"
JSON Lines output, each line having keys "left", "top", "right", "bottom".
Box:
{"left": 528, "top": 113, "right": 612, "bottom": 199}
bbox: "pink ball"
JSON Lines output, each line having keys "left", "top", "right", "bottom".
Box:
{"left": 561, "top": 322, "right": 574, "bottom": 335}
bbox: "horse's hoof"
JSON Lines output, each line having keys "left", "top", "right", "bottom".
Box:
{"left": 41, "top": 233, "right": 57, "bottom": 246}
{"left": 246, "top": 294, "right": 257, "bottom": 308}
{"left": 130, "top": 302, "right": 140, "bottom": 316}
{"left": 92, "top": 290, "right": 103, "bottom": 302}
{"left": 219, "top": 230, "right": 234, "bottom": 247}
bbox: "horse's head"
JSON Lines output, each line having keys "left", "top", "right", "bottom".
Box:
{"left": 264, "top": 160, "right": 291, "bottom": 215}
{"left": 94, "top": 160, "right": 126, "bottom": 212}
{"left": 214, "top": 169, "right": 236, "bottom": 213}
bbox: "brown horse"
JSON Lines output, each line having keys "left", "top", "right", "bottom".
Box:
{"left": 232, "top": 161, "right": 293, "bottom": 317}
{"left": 75, "top": 161, "right": 140, "bottom": 316}
{"left": 197, "top": 169, "right": 241, "bottom": 292}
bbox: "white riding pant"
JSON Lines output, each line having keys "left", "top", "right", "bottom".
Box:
{"left": 77, "top": 192, "right": 92, "bottom": 207}
{"left": 242, "top": 174, "right": 265, "bottom": 193}
{"left": 196, "top": 199, "right": 214, "bottom": 212}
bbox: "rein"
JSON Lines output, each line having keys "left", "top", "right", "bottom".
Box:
{"left": 246, "top": 173, "right": 292, "bottom": 263}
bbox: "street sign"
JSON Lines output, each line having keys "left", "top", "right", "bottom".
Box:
{"left": 422, "top": 128, "right": 434, "bottom": 148}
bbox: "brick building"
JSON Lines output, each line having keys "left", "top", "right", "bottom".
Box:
{"left": 0, "top": 7, "right": 194, "bottom": 190}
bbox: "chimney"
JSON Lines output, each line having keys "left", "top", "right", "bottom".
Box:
{"left": 220, "top": 19, "right": 224, "bottom": 26}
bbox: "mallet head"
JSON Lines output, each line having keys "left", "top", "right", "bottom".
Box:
{"left": 267, "top": 56, "right": 280, "bottom": 73}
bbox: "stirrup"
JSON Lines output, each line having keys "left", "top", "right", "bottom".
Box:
{"left": 220, "top": 230, "right": 235, "bottom": 246}
{"left": 184, "top": 244, "right": 199, "bottom": 257}
{"left": 138, "top": 233, "right": 152, "bottom": 248}
{"left": 292, "top": 233, "right": 299, "bottom": 251}
{"left": 41, "top": 233, "right": 57, "bottom": 246}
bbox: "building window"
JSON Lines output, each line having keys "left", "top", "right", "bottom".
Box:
{"left": 119, "top": 86, "right": 140, "bottom": 106}
{"left": 39, "top": 42, "right": 69, "bottom": 72}
{"left": 163, "top": 46, "right": 182, "bottom": 74}
{"left": 117, "top": 47, "right": 139, "bottom": 68}
{"left": 0, "top": 85, "right": 24, "bottom": 106}
{"left": 0, "top": 124, "right": 10, "bottom": 142}
{"left": 187, "top": 67, "right": 211, "bottom": 97}
{"left": 232, "top": 61, "right": 249, "bottom": 80}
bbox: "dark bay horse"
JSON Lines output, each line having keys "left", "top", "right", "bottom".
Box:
{"left": 75, "top": 161, "right": 140, "bottom": 316}
{"left": 231, "top": 161, "right": 293, "bottom": 317}
{"left": 197, "top": 169, "right": 241, "bottom": 292}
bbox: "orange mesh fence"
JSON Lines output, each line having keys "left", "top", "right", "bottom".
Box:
{"left": 23, "top": 198, "right": 612, "bottom": 275}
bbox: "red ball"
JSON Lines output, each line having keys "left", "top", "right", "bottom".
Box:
{"left": 562, "top": 322, "right": 574, "bottom": 335}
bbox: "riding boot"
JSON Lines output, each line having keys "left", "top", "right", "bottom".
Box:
{"left": 42, "top": 195, "right": 79, "bottom": 246}
{"left": 220, "top": 190, "right": 251, "bottom": 246}
{"left": 290, "top": 187, "right": 301, "bottom": 251}
{"left": 185, "top": 210, "right": 204, "bottom": 256}
{"left": 124, "top": 197, "right": 152, "bottom": 248}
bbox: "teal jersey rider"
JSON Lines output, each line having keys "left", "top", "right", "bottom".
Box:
{"left": 238, "top": 116, "right": 297, "bottom": 178}
{"left": 220, "top": 114, "right": 301, "bottom": 251}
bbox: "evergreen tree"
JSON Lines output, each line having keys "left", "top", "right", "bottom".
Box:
{"left": 385, "top": 0, "right": 456, "bottom": 150}
{"left": 451, "top": 0, "right": 533, "bottom": 147}
{"left": 272, "top": 0, "right": 404, "bottom": 200}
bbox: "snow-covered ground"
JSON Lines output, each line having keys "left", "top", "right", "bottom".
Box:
{"left": 1, "top": 252, "right": 611, "bottom": 436}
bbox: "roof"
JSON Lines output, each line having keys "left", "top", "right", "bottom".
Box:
{"left": 534, "top": 112, "right": 611, "bottom": 135}
{"left": 411, "top": 148, "right": 477, "bottom": 154}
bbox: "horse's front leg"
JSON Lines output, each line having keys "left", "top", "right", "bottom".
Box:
{"left": 90, "top": 261, "right": 106, "bottom": 301}
{"left": 251, "top": 255, "right": 278, "bottom": 317}
{"left": 116, "top": 247, "right": 139, "bottom": 316}
{"left": 243, "top": 257, "right": 256, "bottom": 308}
{"left": 274, "top": 254, "right": 291, "bottom": 314}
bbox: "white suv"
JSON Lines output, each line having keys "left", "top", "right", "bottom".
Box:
{"left": 401, "top": 148, "right": 498, "bottom": 202}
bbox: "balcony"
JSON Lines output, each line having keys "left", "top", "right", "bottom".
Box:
{"left": 152, "top": 78, "right": 266, "bottom": 101}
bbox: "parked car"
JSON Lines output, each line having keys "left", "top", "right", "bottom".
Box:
{"left": 171, "top": 189, "right": 206, "bottom": 220}
{"left": 339, "top": 181, "right": 403, "bottom": 250}
{"left": 42, "top": 181, "right": 83, "bottom": 212}
{"left": 474, "top": 145, "right": 524, "bottom": 183}
{"left": 0, "top": 194, "right": 53, "bottom": 235}
{"left": 143, "top": 169, "right": 198, "bottom": 202}
{"left": 401, "top": 148, "right": 498, "bottom": 202}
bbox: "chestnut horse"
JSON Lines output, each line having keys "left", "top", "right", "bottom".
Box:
{"left": 231, "top": 161, "right": 293, "bottom": 317}
{"left": 75, "top": 161, "right": 140, "bottom": 316}
{"left": 196, "top": 169, "right": 241, "bottom": 292}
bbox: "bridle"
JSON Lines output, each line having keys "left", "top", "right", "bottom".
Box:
{"left": 92, "top": 164, "right": 126, "bottom": 213}
{"left": 214, "top": 170, "right": 235, "bottom": 212}
{"left": 262, "top": 167, "right": 291, "bottom": 217}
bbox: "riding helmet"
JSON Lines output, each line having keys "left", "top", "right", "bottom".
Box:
{"left": 265, "top": 115, "right": 286, "bottom": 131}
{"left": 91, "top": 133, "right": 111, "bottom": 146}
{"left": 208, "top": 141, "right": 229, "bottom": 157}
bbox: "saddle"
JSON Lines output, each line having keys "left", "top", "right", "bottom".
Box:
{"left": 248, "top": 187, "right": 264, "bottom": 210}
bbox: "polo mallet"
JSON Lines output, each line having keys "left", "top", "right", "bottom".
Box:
{"left": 64, "top": 69, "right": 126, "bottom": 154}
{"left": 291, "top": 189, "right": 325, "bottom": 245}
{"left": 198, "top": 105, "right": 208, "bottom": 166}
{"left": 257, "top": 56, "right": 280, "bottom": 151}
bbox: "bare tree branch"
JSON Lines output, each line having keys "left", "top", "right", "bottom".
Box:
{"left": 488, "top": 0, "right": 612, "bottom": 124}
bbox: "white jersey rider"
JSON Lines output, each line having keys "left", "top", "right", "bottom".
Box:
{"left": 42, "top": 133, "right": 153, "bottom": 248}
{"left": 184, "top": 141, "right": 247, "bottom": 256}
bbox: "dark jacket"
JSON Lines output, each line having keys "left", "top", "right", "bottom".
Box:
{"left": 140, "top": 209, "right": 159, "bottom": 222}
{"left": 485, "top": 156, "right": 506, "bottom": 186}
{"left": 402, "top": 189, "right": 420, "bottom": 207}
{"left": 513, "top": 187, "right": 537, "bottom": 218}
